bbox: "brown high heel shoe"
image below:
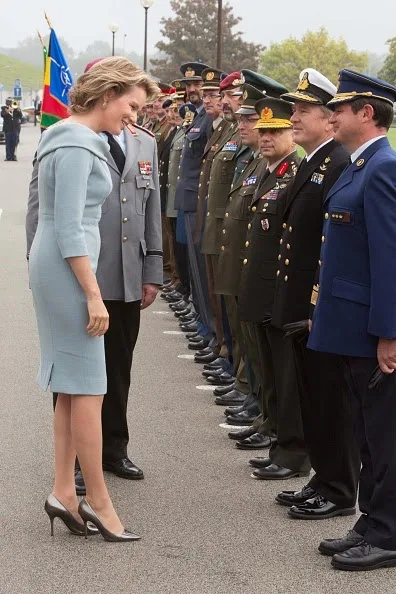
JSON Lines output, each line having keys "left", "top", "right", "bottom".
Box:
{"left": 78, "top": 499, "right": 141, "bottom": 542}
{"left": 44, "top": 494, "right": 98, "bottom": 536}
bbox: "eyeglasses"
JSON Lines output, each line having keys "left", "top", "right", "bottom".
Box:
{"left": 236, "top": 115, "right": 260, "bottom": 124}
{"left": 203, "top": 93, "right": 221, "bottom": 99}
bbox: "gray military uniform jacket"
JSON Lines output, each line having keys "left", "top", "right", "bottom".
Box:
{"left": 26, "top": 124, "right": 163, "bottom": 303}
{"left": 166, "top": 126, "right": 186, "bottom": 218}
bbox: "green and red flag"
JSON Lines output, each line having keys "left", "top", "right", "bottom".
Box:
{"left": 40, "top": 22, "right": 73, "bottom": 129}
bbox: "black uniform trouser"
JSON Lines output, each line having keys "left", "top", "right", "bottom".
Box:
{"left": 101, "top": 300, "right": 141, "bottom": 462}
{"left": 266, "top": 326, "right": 310, "bottom": 472}
{"left": 343, "top": 356, "right": 396, "bottom": 550}
{"left": 293, "top": 340, "right": 359, "bottom": 508}
{"left": 5, "top": 131, "right": 17, "bottom": 160}
{"left": 52, "top": 301, "right": 140, "bottom": 464}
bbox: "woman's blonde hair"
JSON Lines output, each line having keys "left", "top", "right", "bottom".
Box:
{"left": 68, "top": 57, "right": 159, "bottom": 114}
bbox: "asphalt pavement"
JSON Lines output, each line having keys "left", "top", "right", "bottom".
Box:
{"left": 0, "top": 124, "right": 393, "bottom": 594}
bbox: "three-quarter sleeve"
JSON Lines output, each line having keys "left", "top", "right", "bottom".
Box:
{"left": 53, "top": 147, "right": 94, "bottom": 259}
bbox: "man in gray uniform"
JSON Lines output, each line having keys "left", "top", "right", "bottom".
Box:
{"left": 26, "top": 62, "right": 162, "bottom": 493}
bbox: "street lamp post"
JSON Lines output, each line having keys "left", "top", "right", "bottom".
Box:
{"left": 109, "top": 23, "right": 119, "bottom": 56}
{"left": 217, "top": 0, "right": 223, "bottom": 69}
{"left": 140, "top": 0, "right": 154, "bottom": 72}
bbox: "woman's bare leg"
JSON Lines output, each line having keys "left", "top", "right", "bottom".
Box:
{"left": 52, "top": 393, "right": 80, "bottom": 519}
{"left": 71, "top": 394, "right": 123, "bottom": 533}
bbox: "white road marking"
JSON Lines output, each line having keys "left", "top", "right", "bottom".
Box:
{"left": 178, "top": 354, "right": 195, "bottom": 360}
{"left": 152, "top": 311, "right": 171, "bottom": 315}
{"left": 195, "top": 385, "right": 215, "bottom": 391}
{"left": 0, "top": 209, "right": 3, "bottom": 220}
{"left": 219, "top": 423, "right": 252, "bottom": 430}
{"left": 163, "top": 330, "right": 183, "bottom": 335}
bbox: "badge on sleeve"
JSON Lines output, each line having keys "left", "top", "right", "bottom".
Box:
{"left": 138, "top": 161, "right": 153, "bottom": 175}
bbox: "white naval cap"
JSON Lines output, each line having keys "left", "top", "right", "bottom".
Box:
{"left": 281, "top": 68, "right": 337, "bottom": 105}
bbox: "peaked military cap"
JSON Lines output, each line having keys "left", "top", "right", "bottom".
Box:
{"left": 327, "top": 69, "right": 396, "bottom": 108}
{"left": 254, "top": 97, "right": 293, "bottom": 129}
{"left": 201, "top": 68, "right": 226, "bottom": 91}
{"left": 237, "top": 84, "right": 266, "bottom": 115}
{"left": 158, "top": 82, "right": 175, "bottom": 98}
{"left": 241, "top": 70, "right": 288, "bottom": 99}
{"left": 162, "top": 98, "right": 173, "bottom": 109}
{"left": 180, "top": 62, "right": 211, "bottom": 82}
{"left": 171, "top": 79, "right": 186, "bottom": 99}
{"left": 282, "top": 69, "right": 336, "bottom": 105}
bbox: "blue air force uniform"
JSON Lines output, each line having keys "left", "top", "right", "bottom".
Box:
{"left": 308, "top": 70, "right": 396, "bottom": 559}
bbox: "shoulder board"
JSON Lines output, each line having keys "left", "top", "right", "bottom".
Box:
{"left": 133, "top": 124, "right": 155, "bottom": 138}
{"left": 276, "top": 161, "right": 289, "bottom": 177}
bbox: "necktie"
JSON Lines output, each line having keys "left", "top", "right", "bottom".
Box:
{"left": 104, "top": 132, "right": 126, "bottom": 174}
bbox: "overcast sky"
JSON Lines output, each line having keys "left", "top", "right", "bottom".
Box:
{"left": 2, "top": 0, "right": 394, "bottom": 56}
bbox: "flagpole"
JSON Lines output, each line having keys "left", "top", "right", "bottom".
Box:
{"left": 44, "top": 12, "right": 53, "bottom": 29}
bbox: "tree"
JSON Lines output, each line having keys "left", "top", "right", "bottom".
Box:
{"left": 379, "top": 38, "right": 396, "bottom": 85}
{"left": 150, "top": 0, "right": 263, "bottom": 82}
{"left": 259, "top": 28, "right": 368, "bottom": 90}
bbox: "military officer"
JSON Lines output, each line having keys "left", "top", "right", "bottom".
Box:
{"left": 237, "top": 97, "right": 301, "bottom": 451}
{"left": 26, "top": 60, "right": 162, "bottom": 491}
{"left": 308, "top": 71, "right": 396, "bottom": 571}
{"left": 264, "top": 71, "right": 354, "bottom": 490}
{"left": 165, "top": 101, "right": 191, "bottom": 300}
{"left": 174, "top": 62, "right": 215, "bottom": 347}
{"left": 214, "top": 79, "right": 269, "bottom": 420}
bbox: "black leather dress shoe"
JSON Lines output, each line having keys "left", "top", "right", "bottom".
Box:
{"left": 75, "top": 469, "right": 86, "bottom": 496}
{"left": 275, "top": 484, "right": 317, "bottom": 507}
{"left": 181, "top": 322, "right": 198, "bottom": 332}
{"left": 202, "top": 366, "right": 223, "bottom": 378}
{"left": 188, "top": 334, "right": 204, "bottom": 342}
{"left": 213, "top": 383, "right": 235, "bottom": 396}
{"left": 252, "top": 464, "right": 310, "bottom": 480}
{"left": 226, "top": 410, "right": 256, "bottom": 425}
{"left": 179, "top": 312, "right": 196, "bottom": 322}
{"left": 195, "top": 352, "right": 217, "bottom": 364}
{"left": 207, "top": 371, "right": 235, "bottom": 385}
{"left": 249, "top": 456, "right": 272, "bottom": 469}
{"left": 103, "top": 457, "right": 144, "bottom": 480}
{"left": 170, "top": 300, "right": 189, "bottom": 311}
{"left": 319, "top": 530, "right": 364, "bottom": 556}
{"left": 188, "top": 339, "right": 209, "bottom": 350}
{"left": 224, "top": 404, "right": 244, "bottom": 415}
{"left": 174, "top": 307, "right": 191, "bottom": 318}
{"left": 215, "top": 389, "right": 246, "bottom": 406}
{"left": 228, "top": 426, "right": 256, "bottom": 440}
{"left": 331, "top": 541, "right": 396, "bottom": 571}
{"left": 165, "top": 290, "right": 184, "bottom": 302}
{"left": 204, "top": 357, "right": 229, "bottom": 371}
{"left": 288, "top": 495, "right": 355, "bottom": 519}
{"left": 236, "top": 433, "right": 274, "bottom": 450}
{"left": 195, "top": 345, "right": 213, "bottom": 355}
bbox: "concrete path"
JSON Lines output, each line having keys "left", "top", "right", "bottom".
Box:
{"left": 0, "top": 125, "right": 393, "bottom": 594}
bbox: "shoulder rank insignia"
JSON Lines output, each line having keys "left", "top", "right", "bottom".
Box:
{"left": 133, "top": 124, "right": 155, "bottom": 138}
{"left": 356, "top": 158, "right": 365, "bottom": 167}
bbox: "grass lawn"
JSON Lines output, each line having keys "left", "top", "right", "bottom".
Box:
{"left": 388, "top": 128, "right": 396, "bottom": 149}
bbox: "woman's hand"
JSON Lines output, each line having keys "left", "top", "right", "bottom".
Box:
{"left": 86, "top": 296, "right": 109, "bottom": 336}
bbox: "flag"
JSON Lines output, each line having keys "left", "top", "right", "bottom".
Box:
{"left": 41, "top": 27, "right": 73, "bottom": 129}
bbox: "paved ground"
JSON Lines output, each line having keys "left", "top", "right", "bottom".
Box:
{"left": 0, "top": 125, "right": 394, "bottom": 594}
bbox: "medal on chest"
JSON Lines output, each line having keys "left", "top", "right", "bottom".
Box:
{"left": 222, "top": 140, "right": 239, "bottom": 152}
{"left": 243, "top": 175, "right": 258, "bottom": 187}
{"left": 261, "top": 218, "right": 270, "bottom": 231}
{"left": 138, "top": 161, "right": 153, "bottom": 175}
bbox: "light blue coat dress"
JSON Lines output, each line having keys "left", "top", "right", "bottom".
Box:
{"left": 29, "top": 122, "right": 112, "bottom": 395}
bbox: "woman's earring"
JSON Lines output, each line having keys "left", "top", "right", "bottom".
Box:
{"left": 102, "top": 102, "right": 108, "bottom": 110}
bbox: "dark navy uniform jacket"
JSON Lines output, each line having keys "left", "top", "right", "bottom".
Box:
{"left": 308, "top": 137, "right": 396, "bottom": 357}
{"left": 174, "top": 108, "right": 213, "bottom": 213}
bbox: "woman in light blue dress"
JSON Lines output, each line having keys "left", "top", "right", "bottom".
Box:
{"left": 29, "top": 57, "right": 158, "bottom": 542}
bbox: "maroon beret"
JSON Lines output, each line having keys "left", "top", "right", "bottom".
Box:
{"left": 220, "top": 72, "right": 244, "bottom": 92}
{"left": 84, "top": 58, "right": 105, "bottom": 73}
